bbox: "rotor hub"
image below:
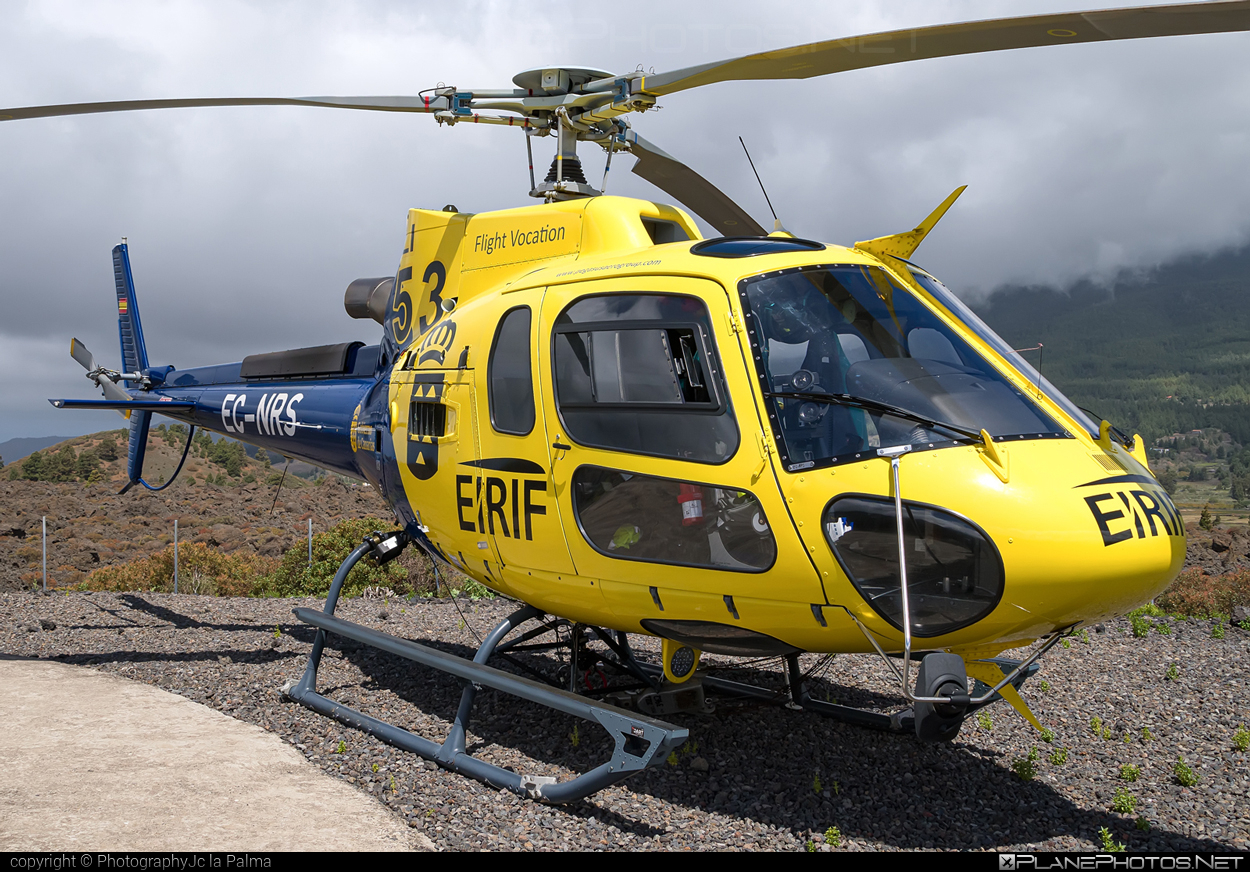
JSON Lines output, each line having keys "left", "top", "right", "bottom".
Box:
{"left": 512, "top": 66, "right": 614, "bottom": 96}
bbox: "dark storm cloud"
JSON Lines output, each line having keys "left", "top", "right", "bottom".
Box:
{"left": 3, "top": 1, "right": 1249, "bottom": 441}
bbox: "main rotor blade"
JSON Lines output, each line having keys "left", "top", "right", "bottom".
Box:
{"left": 0, "top": 95, "right": 439, "bottom": 122}
{"left": 626, "top": 132, "right": 767, "bottom": 237}
{"left": 640, "top": 0, "right": 1250, "bottom": 96}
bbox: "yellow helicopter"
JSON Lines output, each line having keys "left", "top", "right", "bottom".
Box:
{"left": 16, "top": 1, "right": 1250, "bottom": 802}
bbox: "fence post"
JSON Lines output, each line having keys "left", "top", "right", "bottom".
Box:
{"left": 42, "top": 516, "right": 47, "bottom": 592}
{"left": 174, "top": 519, "right": 179, "bottom": 595}
{"left": 308, "top": 517, "right": 313, "bottom": 566}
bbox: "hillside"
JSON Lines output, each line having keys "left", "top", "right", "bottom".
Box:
{"left": 974, "top": 245, "right": 1250, "bottom": 446}
{"left": 5, "top": 424, "right": 324, "bottom": 488}
{"left": 0, "top": 426, "right": 396, "bottom": 592}
{"left": 0, "top": 435, "right": 77, "bottom": 467}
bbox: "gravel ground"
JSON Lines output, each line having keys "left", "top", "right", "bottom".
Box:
{"left": 3, "top": 589, "right": 1248, "bottom": 852}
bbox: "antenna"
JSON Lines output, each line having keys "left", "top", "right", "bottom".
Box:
{"left": 739, "top": 137, "right": 780, "bottom": 231}
{"left": 1013, "top": 342, "right": 1045, "bottom": 396}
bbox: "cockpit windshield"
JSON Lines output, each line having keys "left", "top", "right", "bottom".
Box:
{"left": 739, "top": 265, "right": 1069, "bottom": 471}
{"left": 903, "top": 264, "right": 1100, "bottom": 439}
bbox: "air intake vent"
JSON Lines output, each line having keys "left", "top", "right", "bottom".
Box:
{"left": 411, "top": 402, "right": 447, "bottom": 438}
{"left": 1091, "top": 453, "right": 1124, "bottom": 473}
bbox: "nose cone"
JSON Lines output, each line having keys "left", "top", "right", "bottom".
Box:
{"left": 800, "top": 438, "right": 1185, "bottom": 648}
{"left": 901, "top": 439, "right": 1184, "bottom": 642}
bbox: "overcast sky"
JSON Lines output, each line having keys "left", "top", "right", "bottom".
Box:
{"left": 3, "top": 0, "right": 1250, "bottom": 443}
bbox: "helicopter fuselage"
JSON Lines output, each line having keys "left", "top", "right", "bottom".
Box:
{"left": 127, "top": 194, "right": 1185, "bottom": 665}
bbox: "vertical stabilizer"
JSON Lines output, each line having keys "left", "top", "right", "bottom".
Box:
{"left": 113, "top": 243, "right": 149, "bottom": 384}
{"left": 112, "top": 243, "right": 152, "bottom": 493}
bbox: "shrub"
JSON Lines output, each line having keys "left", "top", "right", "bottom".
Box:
{"left": 1111, "top": 787, "right": 1138, "bottom": 814}
{"left": 78, "top": 542, "right": 276, "bottom": 596}
{"left": 1156, "top": 569, "right": 1250, "bottom": 618}
{"left": 262, "top": 517, "right": 421, "bottom": 598}
{"left": 1098, "top": 826, "right": 1125, "bottom": 852}
{"left": 1174, "top": 756, "right": 1200, "bottom": 787}
{"left": 1011, "top": 747, "right": 1040, "bottom": 781}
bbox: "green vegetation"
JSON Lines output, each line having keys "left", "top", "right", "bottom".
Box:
{"left": 7, "top": 426, "right": 304, "bottom": 487}
{"left": 1111, "top": 787, "right": 1138, "bottom": 814}
{"left": 76, "top": 541, "right": 275, "bottom": 596}
{"left": 1098, "top": 826, "right": 1125, "bottom": 853}
{"left": 976, "top": 711, "right": 992, "bottom": 732}
{"left": 1011, "top": 747, "right": 1040, "bottom": 781}
{"left": 1165, "top": 663, "right": 1180, "bottom": 681}
{"left": 1174, "top": 756, "right": 1200, "bottom": 787}
{"left": 1119, "top": 764, "right": 1140, "bottom": 783}
{"left": 77, "top": 516, "right": 457, "bottom": 599}
{"left": 1091, "top": 716, "right": 1112, "bottom": 740}
{"left": 823, "top": 826, "right": 842, "bottom": 848}
{"left": 1049, "top": 747, "right": 1069, "bottom": 765}
{"left": 1234, "top": 725, "right": 1250, "bottom": 752}
{"left": 264, "top": 517, "right": 437, "bottom": 598}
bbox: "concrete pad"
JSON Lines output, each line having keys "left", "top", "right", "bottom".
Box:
{"left": 0, "top": 659, "right": 432, "bottom": 851}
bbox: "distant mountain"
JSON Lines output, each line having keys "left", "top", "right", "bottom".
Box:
{"left": 0, "top": 436, "right": 78, "bottom": 466}
{"left": 974, "top": 244, "right": 1250, "bottom": 446}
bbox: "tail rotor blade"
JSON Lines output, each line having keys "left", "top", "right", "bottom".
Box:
{"left": 69, "top": 338, "right": 97, "bottom": 372}
{"left": 96, "top": 373, "right": 132, "bottom": 404}
{"left": 70, "top": 337, "right": 131, "bottom": 402}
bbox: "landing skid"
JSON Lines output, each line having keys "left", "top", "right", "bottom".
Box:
{"left": 286, "top": 534, "right": 687, "bottom": 803}
{"left": 287, "top": 533, "right": 1043, "bottom": 801}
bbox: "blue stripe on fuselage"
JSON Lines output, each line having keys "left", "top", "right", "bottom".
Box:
{"left": 130, "top": 377, "right": 375, "bottom": 480}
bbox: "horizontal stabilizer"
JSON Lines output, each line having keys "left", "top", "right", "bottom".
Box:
{"left": 49, "top": 398, "right": 195, "bottom": 411}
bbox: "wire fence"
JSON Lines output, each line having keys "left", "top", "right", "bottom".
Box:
{"left": 31, "top": 513, "right": 317, "bottom": 593}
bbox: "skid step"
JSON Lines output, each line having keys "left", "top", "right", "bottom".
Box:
{"left": 289, "top": 605, "right": 687, "bottom": 803}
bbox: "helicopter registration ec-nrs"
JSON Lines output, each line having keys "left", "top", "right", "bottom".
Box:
{"left": 13, "top": 0, "right": 1246, "bottom": 802}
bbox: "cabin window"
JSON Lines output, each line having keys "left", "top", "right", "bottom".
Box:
{"left": 573, "top": 466, "right": 775, "bottom": 571}
{"left": 488, "top": 306, "right": 535, "bottom": 435}
{"left": 552, "top": 293, "right": 739, "bottom": 463}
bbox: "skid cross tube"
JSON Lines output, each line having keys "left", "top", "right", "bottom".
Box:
{"left": 286, "top": 537, "right": 686, "bottom": 802}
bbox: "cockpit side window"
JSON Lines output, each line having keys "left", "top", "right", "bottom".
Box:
{"left": 553, "top": 293, "right": 739, "bottom": 463}
{"left": 488, "top": 306, "right": 535, "bottom": 435}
